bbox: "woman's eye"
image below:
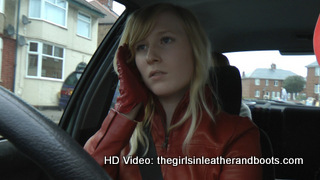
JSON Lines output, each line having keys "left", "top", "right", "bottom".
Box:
{"left": 161, "top": 37, "right": 173, "bottom": 44}
{"left": 136, "top": 44, "right": 147, "bottom": 51}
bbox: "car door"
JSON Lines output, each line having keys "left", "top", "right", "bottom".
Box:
{"left": 0, "top": 1, "right": 132, "bottom": 179}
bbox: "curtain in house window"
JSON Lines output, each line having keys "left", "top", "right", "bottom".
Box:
{"left": 315, "top": 67, "right": 320, "bottom": 76}
{"left": 77, "top": 13, "right": 91, "bottom": 38}
{"left": 45, "top": 1, "right": 66, "bottom": 26}
{"left": 29, "top": 0, "right": 41, "bottom": 18}
{"left": 315, "top": 84, "right": 320, "bottom": 94}
{"left": 0, "top": 0, "right": 4, "bottom": 13}
{"left": 29, "top": 0, "right": 67, "bottom": 26}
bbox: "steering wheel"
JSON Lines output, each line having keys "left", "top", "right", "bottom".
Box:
{"left": 0, "top": 86, "right": 111, "bottom": 180}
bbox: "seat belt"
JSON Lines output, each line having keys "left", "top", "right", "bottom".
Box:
{"left": 137, "top": 127, "right": 164, "bottom": 180}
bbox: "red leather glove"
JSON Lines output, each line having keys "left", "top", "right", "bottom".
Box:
{"left": 114, "top": 44, "right": 148, "bottom": 117}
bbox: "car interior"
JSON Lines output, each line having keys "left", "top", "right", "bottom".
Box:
{"left": 0, "top": 0, "right": 320, "bottom": 179}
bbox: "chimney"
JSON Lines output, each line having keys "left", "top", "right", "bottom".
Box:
{"left": 97, "top": 0, "right": 113, "bottom": 9}
{"left": 271, "top": 63, "right": 276, "bottom": 70}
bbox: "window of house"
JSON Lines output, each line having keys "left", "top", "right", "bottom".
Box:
{"left": 272, "top": 91, "right": 275, "bottom": 98}
{"left": 315, "top": 67, "right": 320, "bottom": 76}
{"left": 0, "top": 38, "right": 2, "bottom": 80}
{"left": 255, "top": 79, "right": 260, "bottom": 86}
{"left": 255, "top": 90, "right": 260, "bottom": 98}
{"left": 27, "top": 41, "right": 64, "bottom": 80}
{"left": 277, "top": 92, "right": 280, "bottom": 98}
{"left": 29, "top": 0, "right": 68, "bottom": 27}
{"left": 77, "top": 12, "right": 91, "bottom": 39}
{"left": 274, "top": 80, "right": 278, "bottom": 87}
{"left": 315, "top": 84, "right": 320, "bottom": 94}
{"left": 265, "top": 79, "right": 269, "bottom": 86}
{"left": 0, "top": 0, "right": 4, "bottom": 13}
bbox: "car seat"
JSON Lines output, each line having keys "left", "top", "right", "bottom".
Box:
{"left": 210, "top": 65, "right": 275, "bottom": 180}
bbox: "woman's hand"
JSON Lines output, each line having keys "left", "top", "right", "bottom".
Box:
{"left": 114, "top": 44, "right": 148, "bottom": 121}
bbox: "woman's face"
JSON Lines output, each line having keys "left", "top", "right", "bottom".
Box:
{"left": 134, "top": 12, "right": 194, "bottom": 100}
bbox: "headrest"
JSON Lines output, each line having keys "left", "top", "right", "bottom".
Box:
{"left": 210, "top": 66, "right": 242, "bottom": 115}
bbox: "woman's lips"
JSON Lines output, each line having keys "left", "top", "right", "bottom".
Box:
{"left": 149, "top": 70, "right": 167, "bottom": 80}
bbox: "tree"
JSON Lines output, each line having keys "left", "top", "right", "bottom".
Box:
{"left": 283, "top": 75, "right": 306, "bottom": 93}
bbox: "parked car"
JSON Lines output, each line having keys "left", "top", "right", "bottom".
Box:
{"left": 306, "top": 97, "right": 317, "bottom": 106}
{"left": 0, "top": 0, "right": 320, "bottom": 179}
{"left": 58, "top": 62, "right": 87, "bottom": 110}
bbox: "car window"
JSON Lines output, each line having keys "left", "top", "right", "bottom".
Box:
{"left": 64, "top": 72, "right": 82, "bottom": 86}
{"left": 225, "top": 50, "right": 318, "bottom": 108}
{"left": 0, "top": 0, "right": 125, "bottom": 124}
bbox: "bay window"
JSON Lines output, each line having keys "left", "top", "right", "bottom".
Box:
{"left": 27, "top": 41, "right": 64, "bottom": 80}
{"left": 29, "top": 0, "right": 68, "bottom": 27}
{"left": 0, "top": 0, "right": 4, "bottom": 13}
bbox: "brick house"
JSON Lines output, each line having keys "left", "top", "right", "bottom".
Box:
{"left": 305, "top": 61, "right": 320, "bottom": 99}
{"left": 0, "top": 36, "right": 15, "bottom": 91}
{"left": 0, "top": 0, "right": 16, "bottom": 91}
{"left": 242, "top": 64, "right": 304, "bottom": 100}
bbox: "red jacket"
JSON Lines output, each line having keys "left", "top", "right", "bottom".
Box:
{"left": 84, "top": 93, "right": 262, "bottom": 180}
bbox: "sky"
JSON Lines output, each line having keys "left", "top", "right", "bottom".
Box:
{"left": 110, "top": 2, "right": 317, "bottom": 78}
{"left": 113, "top": 1, "right": 125, "bottom": 15}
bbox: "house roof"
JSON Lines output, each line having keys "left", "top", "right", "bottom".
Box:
{"left": 306, "top": 61, "right": 319, "bottom": 68}
{"left": 88, "top": 0, "right": 118, "bottom": 24}
{"left": 245, "top": 68, "right": 298, "bottom": 80}
{"left": 67, "top": 0, "right": 105, "bottom": 17}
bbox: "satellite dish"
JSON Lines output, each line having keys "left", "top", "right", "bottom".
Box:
{"left": 5, "top": 24, "right": 15, "bottom": 36}
{"left": 22, "top": 15, "right": 31, "bottom": 25}
{"left": 18, "top": 36, "right": 28, "bottom": 46}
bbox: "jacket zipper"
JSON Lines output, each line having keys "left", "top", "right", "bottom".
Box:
{"left": 162, "top": 135, "right": 169, "bottom": 148}
{"left": 160, "top": 112, "right": 169, "bottom": 149}
{"left": 158, "top": 94, "right": 186, "bottom": 150}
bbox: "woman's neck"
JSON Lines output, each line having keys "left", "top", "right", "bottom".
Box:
{"left": 158, "top": 89, "right": 188, "bottom": 127}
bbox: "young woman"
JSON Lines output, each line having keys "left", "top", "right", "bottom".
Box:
{"left": 84, "top": 3, "right": 262, "bottom": 179}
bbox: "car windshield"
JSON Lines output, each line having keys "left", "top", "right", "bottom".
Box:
{"left": 2, "top": 1, "right": 320, "bottom": 180}
{"left": 1, "top": 0, "right": 319, "bottom": 126}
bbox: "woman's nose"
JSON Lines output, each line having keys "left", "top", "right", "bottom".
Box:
{"left": 146, "top": 46, "right": 161, "bottom": 64}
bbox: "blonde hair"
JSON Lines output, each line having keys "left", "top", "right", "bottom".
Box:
{"left": 113, "top": 3, "right": 219, "bottom": 155}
